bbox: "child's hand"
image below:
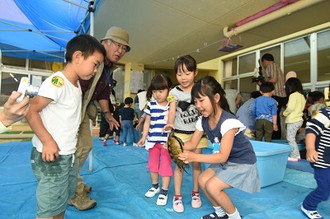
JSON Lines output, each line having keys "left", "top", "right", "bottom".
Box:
{"left": 162, "top": 123, "right": 175, "bottom": 133}
{"left": 162, "top": 143, "right": 168, "bottom": 150}
{"left": 297, "top": 127, "right": 305, "bottom": 133}
{"left": 42, "top": 141, "right": 60, "bottom": 162}
{"left": 135, "top": 123, "right": 141, "bottom": 130}
{"left": 273, "top": 124, "right": 278, "bottom": 131}
{"left": 306, "top": 149, "right": 318, "bottom": 163}
{"left": 136, "top": 138, "right": 145, "bottom": 147}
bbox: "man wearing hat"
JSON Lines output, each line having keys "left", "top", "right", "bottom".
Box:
{"left": 69, "top": 26, "right": 131, "bottom": 210}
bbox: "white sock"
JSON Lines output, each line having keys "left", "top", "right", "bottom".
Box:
{"left": 227, "top": 208, "right": 241, "bottom": 219}
{"left": 213, "top": 206, "right": 226, "bottom": 217}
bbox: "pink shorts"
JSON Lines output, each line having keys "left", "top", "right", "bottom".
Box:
{"left": 147, "top": 143, "right": 173, "bottom": 177}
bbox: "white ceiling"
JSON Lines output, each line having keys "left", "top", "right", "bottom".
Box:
{"left": 94, "top": 0, "right": 330, "bottom": 69}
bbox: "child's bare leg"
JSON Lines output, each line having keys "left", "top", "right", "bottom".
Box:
{"left": 192, "top": 162, "right": 201, "bottom": 190}
{"left": 205, "top": 178, "right": 235, "bottom": 214}
{"left": 37, "top": 211, "right": 64, "bottom": 219}
{"left": 192, "top": 148, "right": 202, "bottom": 192}
{"left": 174, "top": 166, "right": 183, "bottom": 195}
{"left": 198, "top": 168, "right": 218, "bottom": 206}
{"left": 161, "top": 176, "right": 170, "bottom": 190}
{"left": 150, "top": 171, "right": 159, "bottom": 184}
{"left": 54, "top": 212, "right": 65, "bottom": 219}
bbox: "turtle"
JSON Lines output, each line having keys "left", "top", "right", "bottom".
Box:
{"left": 167, "top": 131, "right": 189, "bottom": 172}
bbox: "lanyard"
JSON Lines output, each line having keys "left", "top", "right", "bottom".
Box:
{"left": 104, "top": 66, "right": 112, "bottom": 86}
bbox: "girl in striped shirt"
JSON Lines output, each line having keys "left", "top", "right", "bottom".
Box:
{"left": 136, "top": 74, "right": 173, "bottom": 206}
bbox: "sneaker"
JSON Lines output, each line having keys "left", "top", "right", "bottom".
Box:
{"left": 173, "top": 196, "right": 184, "bottom": 213}
{"left": 99, "top": 137, "right": 105, "bottom": 141}
{"left": 301, "top": 205, "right": 324, "bottom": 219}
{"left": 191, "top": 192, "right": 202, "bottom": 208}
{"left": 156, "top": 193, "right": 168, "bottom": 206}
{"left": 114, "top": 140, "right": 121, "bottom": 145}
{"left": 123, "top": 143, "right": 127, "bottom": 147}
{"left": 103, "top": 140, "right": 107, "bottom": 146}
{"left": 68, "top": 193, "right": 97, "bottom": 211}
{"left": 200, "top": 212, "right": 228, "bottom": 219}
{"left": 288, "top": 157, "right": 299, "bottom": 162}
{"left": 145, "top": 186, "right": 160, "bottom": 198}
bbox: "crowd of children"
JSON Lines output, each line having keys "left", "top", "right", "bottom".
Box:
{"left": 28, "top": 41, "right": 328, "bottom": 218}
{"left": 94, "top": 54, "right": 329, "bottom": 219}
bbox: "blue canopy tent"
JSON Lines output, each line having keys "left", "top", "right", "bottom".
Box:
{"left": 0, "top": 0, "right": 100, "bottom": 63}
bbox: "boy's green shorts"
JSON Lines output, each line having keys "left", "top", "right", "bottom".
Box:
{"left": 31, "top": 147, "right": 78, "bottom": 218}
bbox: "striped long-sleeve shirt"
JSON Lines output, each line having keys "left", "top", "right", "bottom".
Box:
{"left": 305, "top": 107, "right": 330, "bottom": 168}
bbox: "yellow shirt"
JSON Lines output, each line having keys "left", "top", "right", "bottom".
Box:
{"left": 283, "top": 92, "right": 305, "bottom": 123}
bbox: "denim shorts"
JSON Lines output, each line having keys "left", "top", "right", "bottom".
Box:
{"left": 31, "top": 147, "right": 78, "bottom": 218}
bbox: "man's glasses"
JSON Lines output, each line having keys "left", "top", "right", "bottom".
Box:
{"left": 111, "top": 40, "right": 129, "bottom": 53}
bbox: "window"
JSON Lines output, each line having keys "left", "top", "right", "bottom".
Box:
{"left": 2, "top": 56, "right": 25, "bottom": 67}
{"left": 284, "top": 36, "right": 311, "bottom": 83}
{"left": 224, "top": 79, "right": 238, "bottom": 90}
{"left": 317, "top": 30, "right": 330, "bottom": 82}
{"left": 239, "top": 77, "right": 258, "bottom": 100}
{"left": 223, "top": 58, "right": 237, "bottom": 77}
{"left": 238, "top": 53, "right": 255, "bottom": 74}
{"left": 1, "top": 72, "right": 27, "bottom": 95}
{"left": 261, "top": 46, "right": 281, "bottom": 66}
{"left": 30, "top": 59, "right": 52, "bottom": 70}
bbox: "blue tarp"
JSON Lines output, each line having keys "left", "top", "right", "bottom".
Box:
{"left": 0, "top": 0, "right": 100, "bottom": 62}
{"left": 0, "top": 138, "right": 329, "bottom": 218}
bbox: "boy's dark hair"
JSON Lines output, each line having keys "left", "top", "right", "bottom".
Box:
{"left": 261, "top": 53, "right": 274, "bottom": 62}
{"left": 311, "top": 91, "right": 324, "bottom": 103}
{"left": 65, "top": 34, "right": 106, "bottom": 63}
{"left": 174, "top": 55, "right": 197, "bottom": 73}
{"left": 124, "top": 97, "right": 133, "bottom": 104}
{"left": 259, "top": 82, "right": 275, "bottom": 93}
{"left": 146, "top": 74, "right": 172, "bottom": 100}
{"left": 285, "top": 77, "right": 303, "bottom": 95}
{"left": 192, "top": 76, "right": 231, "bottom": 114}
{"left": 251, "top": 91, "right": 262, "bottom": 99}
{"left": 306, "top": 92, "right": 314, "bottom": 104}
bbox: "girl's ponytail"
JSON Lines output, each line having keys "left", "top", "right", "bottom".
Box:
{"left": 219, "top": 95, "right": 230, "bottom": 113}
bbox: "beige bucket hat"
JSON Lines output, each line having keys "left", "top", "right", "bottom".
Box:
{"left": 101, "top": 26, "right": 130, "bottom": 52}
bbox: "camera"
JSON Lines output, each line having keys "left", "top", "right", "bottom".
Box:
{"left": 251, "top": 75, "right": 265, "bottom": 83}
{"left": 251, "top": 60, "right": 265, "bottom": 83}
{"left": 16, "top": 77, "right": 39, "bottom": 102}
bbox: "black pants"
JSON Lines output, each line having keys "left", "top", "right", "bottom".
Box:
{"left": 272, "top": 96, "right": 288, "bottom": 139}
{"left": 99, "top": 113, "right": 120, "bottom": 137}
